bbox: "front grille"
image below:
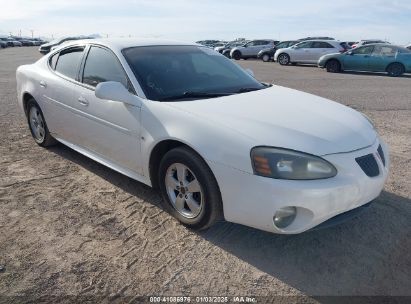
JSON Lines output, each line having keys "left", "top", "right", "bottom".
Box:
{"left": 377, "top": 145, "right": 386, "bottom": 166}
{"left": 356, "top": 154, "right": 380, "bottom": 177}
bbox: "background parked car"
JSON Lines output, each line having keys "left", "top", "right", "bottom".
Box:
{"left": 39, "top": 36, "right": 94, "bottom": 54}
{"left": 0, "top": 37, "right": 22, "bottom": 47}
{"left": 274, "top": 40, "right": 348, "bottom": 65}
{"left": 10, "top": 36, "right": 35, "bottom": 46}
{"left": 298, "top": 36, "right": 335, "bottom": 41}
{"left": 0, "top": 40, "right": 7, "bottom": 48}
{"left": 195, "top": 40, "right": 221, "bottom": 48}
{"left": 352, "top": 39, "right": 389, "bottom": 48}
{"left": 215, "top": 40, "right": 247, "bottom": 54}
{"left": 406, "top": 44, "right": 411, "bottom": 50}
{"left": 318, "top": 44, "right": 411, "bottom": 77}
{"left": 258, "top": 40, "right": 299, "bottom": 62}
{"left": 230, "top": 39, "right": 279, "bottom": 60}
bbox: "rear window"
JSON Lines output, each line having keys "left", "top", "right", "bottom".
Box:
{"left": 55, "top": 47, "right": 84, "bottom": 80}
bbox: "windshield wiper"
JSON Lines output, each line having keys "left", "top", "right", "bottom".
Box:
{"left": 236, "top": 87, "right": 266, "bottom": 93}
{"left": 160, "top": 91, "right": 233, "bottom": 101}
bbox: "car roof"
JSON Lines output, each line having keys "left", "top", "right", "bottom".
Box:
{"left": 61, "top": 38, "right": 196, "bottom": 51}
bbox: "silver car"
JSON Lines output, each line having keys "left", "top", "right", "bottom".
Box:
{"left": 274, "top": 40, "right": 348, "bottom": 65}
{"left": 230, "top": 40, "right": 277, "bottom": 60}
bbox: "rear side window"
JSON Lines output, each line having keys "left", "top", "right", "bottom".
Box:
{"left": 82, "top": 46, "right": 128, "bottom": 88}
{"left": 295, "top": 41, "right": 312, "bottom": 49}
{"left": 49, "top": 53, "right": 58, "bottom": 69}
{"left": 312, "top": 42, "right": 334, "bottom": 48}
{"left": 372, "top": 46, "right": 397, "bottom": 56}
{"left": 55, "top": 47, "right": 84, "bottom": 79}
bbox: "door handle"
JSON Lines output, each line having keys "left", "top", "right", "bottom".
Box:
{"left": 39, "top": 81, "right": 47, "bottom": 88}
{"left": 78, "top": 96, "right": 89, "bottom": 106}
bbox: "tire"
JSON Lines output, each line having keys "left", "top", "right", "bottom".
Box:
{"left": 232, "top": 51, "right": 241, "bottom": 60}
{"left": 262, "top": 54, "right": 271, "bottom": 62}
{"left": 277, "top": 53, "right": 290, "bottom": 65}
{"left": 158, "top": 147, "right": 223, "bottom": 230}
{"left": 326, "top": 59, "right": 341, "bottom": 73}
{"left": 26, "top": 99, "right": 57, "bottom": 147}
{"left": 386, "top": 63, "right": 405, "bottom": 77}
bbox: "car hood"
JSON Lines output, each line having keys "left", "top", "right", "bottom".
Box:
{"left": 167, "top": 86, "right": 376, "bottom": 156}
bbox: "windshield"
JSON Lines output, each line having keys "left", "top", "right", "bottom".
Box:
{"left": 123, "top": 45, "right": 265, "bottom": 101}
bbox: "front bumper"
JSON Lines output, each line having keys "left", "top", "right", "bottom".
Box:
{"left": 208, "top": 139, "right": 389, "bottom": 234}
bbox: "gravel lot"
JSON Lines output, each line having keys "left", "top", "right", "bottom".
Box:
{"left": 1, "top": 47, "right": 410, "bottom": 302}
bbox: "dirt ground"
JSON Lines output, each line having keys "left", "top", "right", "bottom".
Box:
{"left": 0, "top": 47, "right": 410, "bottom": 303}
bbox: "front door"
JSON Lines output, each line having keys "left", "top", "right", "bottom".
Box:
{"left": 71, "top": 45, "right": 142, "bottom": 174}
{"left": 343, "top": 45, "right": 374, "bottom": 71}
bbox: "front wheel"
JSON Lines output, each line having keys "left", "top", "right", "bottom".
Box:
{"left": 387, "top": 63, "right": 405, "bottom": 77}
{"left": 262, "top": 54, "right": 271, "bottom": 62}
{"left": 232, "top": 51, "right": 241, "bottom": 60}
{"left": 159, "top": 147, "right": 223, "bottom": 230}
{"left": 277, "top": 53, "right": 290, "bottom": 65}
{"left": 326, "top": 60, "right": 341, "bottom": 73}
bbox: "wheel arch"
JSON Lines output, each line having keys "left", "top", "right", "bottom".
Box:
{"left": 325, "top": 58, "right": 343, "bottom": 69}
{"left": 386, "top": 61, "right": 405, "bottom": 72}
{"left": 22, "top": 92, "right": 35, "bottom": 116}
{"left": 148, "top": 139, "right": 220, "bottom": 193}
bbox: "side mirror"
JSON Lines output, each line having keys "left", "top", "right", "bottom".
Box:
{"left": 245, "top": 68, "right": 255, "bottom": 77}
{"left": 95, "top": 81, "right": 139, "bottom": 106}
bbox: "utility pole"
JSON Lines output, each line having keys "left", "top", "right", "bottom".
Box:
{"left": 30, "top": 29, "right": 34, "bottom": 38}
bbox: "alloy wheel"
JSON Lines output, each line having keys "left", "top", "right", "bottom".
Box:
{"left": 29, "top": 106, "right": 46, "bottom": 142}
{"left": 165, "top": 163, "right": 204, "bottom": 219}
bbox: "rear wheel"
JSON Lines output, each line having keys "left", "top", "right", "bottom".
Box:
{"left": 386, "top": 63, "right": 405, "bottom": 77}
{"left": 278, "top": 53, "right": 290, "bottom": 65}
{"left": 262, "top": 54, "right": 271, "bottom": 62}
{"left": 326, "top": 59, "right": 341, "bottom": 73}
{"left": 27, "top": 99, "right": 57, "bottom": 147}
{"left": 159, "top": 147, "right": 223, "bottom": 230}
{"left": 232, "top": 51, "right": 241, "bottom": 60}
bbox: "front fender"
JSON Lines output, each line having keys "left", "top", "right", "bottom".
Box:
{"left": 140, "top": 101, "right": 256, "bottom": 180}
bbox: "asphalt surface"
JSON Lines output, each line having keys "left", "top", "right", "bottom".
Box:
{"left": 0, "top": 47, "right": 410, "bottom": 302}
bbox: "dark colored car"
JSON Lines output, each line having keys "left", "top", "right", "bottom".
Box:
{"left": 0, "top": 41, "right": 7, "bottom": 48}
{"left": 0, "top": 37, "right": 22, "bottom": 47}
{"left": 318, "top": 44, "right": 411, "bottom": 77}
{"left": 257, "top": 40, "right": 299, "bottom": 62}
{"left": 39, "top": 36, "right": 93, "bottom": 54}
{"left": 19, "top": 39, "right": 35, "bottom": 46}
{"left": 10, "top": 36, "right": 35, "bottom": 46}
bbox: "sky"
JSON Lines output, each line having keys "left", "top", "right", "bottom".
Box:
{"left": 0, "top": 0, "right": 410, "bottom": 44}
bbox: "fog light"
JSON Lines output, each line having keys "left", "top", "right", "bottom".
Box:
{"left": 274, "top": 207, "right": 297, "bottom": 229}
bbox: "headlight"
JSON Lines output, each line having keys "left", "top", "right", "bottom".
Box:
{"left": 251, "top": 147, "right": 337, "bottom": 180}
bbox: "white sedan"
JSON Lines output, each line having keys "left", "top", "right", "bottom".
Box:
{"left": 274, "top": 40, "right": 347, "bottom": 65}
{"left": 16, "top": 39, "right": 389, "bottom": 234}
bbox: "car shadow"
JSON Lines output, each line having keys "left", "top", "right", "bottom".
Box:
{"left": 49, "top": 143, "right": 411, "bottom": 297}
{"left": 341, "top": 71, "right": 411, "bottom": 79}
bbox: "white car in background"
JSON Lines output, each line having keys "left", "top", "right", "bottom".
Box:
{"left": 16, "top": 39, "right": 389, "bottom": 234}
{"left": 274, "top": 40, "right": 348, "bottom": 65}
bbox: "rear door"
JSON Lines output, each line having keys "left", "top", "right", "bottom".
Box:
{"left": 343, "top": 45, "right": 374, "bottom": 71}
{"left": 73, "top": 45, "right": 143, "bottom": 173}
{"left": 291, "top": 41, "right": 313, "bottom": 62}
{"left": 368, "top": 45, "right": 397, "bottom": 72}
{"left": 42, "top": 46, "right": 86, "bottom": 143}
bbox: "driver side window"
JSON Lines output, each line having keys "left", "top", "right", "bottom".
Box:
{"left": 82, "top": 46, "right": 129, "bottom": 89}
{"left": 352, "top": 46, "right": 374, "bottom": 55}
